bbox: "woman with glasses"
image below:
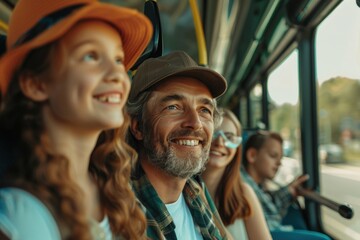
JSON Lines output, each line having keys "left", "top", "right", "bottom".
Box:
{"left": 202, "top": 108, "right": 272, "bottom": 240}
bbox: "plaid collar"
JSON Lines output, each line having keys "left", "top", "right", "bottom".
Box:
{"left": 132, "top": 165, "right": 229, "bottom": 240}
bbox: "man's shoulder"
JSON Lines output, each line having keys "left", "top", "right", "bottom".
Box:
{"left": 185, "top": 175, "right": 209, "bottom": 198}
{"left": 184, "top": 175, "right": 216, "bottom": 209}
{"left": 188, "top": 175, "right": 204, "bottom": 187}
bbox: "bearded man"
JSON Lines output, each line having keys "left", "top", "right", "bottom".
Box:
{"left": 126, "top": 51, "right": 230, "bottom": 240}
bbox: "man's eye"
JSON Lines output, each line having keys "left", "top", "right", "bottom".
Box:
{"left": 167, "top": 105, "right": 178, "bottom": 110}
{"left": 165, "top": 105, "right": 178, "bottom": 110}
{"left": 201, "top": 107, "right": 213, "bottom": 115}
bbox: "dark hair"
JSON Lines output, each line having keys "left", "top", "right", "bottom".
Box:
{"left": 0, "top": 42, "right": 146, "bottom": 239}
{"left": 214, "top": 108, "right": 251, "bottom": 226}
{"left": 242, "top": 130, "right": 283, "bottom": 168}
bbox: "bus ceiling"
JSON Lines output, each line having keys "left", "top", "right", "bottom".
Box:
{"left": 106, "top": 0, "right": 341, "bottom": 106}
{"left": 0, "top": 0, "right": 342, "bottom": 106}
{"left": 214, "top": 0, "right": 341, "bottom": 106}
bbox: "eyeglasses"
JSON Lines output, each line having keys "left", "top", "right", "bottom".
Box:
{"left": 213, "top": 130, "right": 242, "bottom": 149}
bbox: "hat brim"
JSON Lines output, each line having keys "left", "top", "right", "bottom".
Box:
{"left": 0, "top": 2, "right": 153, "bottom": 95}
{"left": 140, "top": 67, "right": 227, "bottom": 99}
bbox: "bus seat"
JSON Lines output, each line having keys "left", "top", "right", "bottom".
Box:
{"left": 282, "top": 201, "right": 308, "bottom": 230}
{"left": 241, "top": 128, "right": 258, "bottom": 146}
{"left": 241, "top": 128, "right": 259, "bottom": 159}
{"left": 271, "top": 230, "right": 332, "bottom": 240}
{"left": 0, "top": 135, "right": 15, "bottom": 178}
{"left": 0, "top": 34, "right": 8, "bottom": 177}
{"left": 130, "top": 0, "right": 162, "bottom": 71}
{"left": 0, "top": 34, "right": 6, "bottom": 55}
{"left": 0, "top": 31, "right": 7, "bottom": 174}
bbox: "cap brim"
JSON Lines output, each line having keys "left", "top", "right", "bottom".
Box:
{"left": 166, "top": 67, "right": 227, "bottom": 98}
{"left": 135, "top": 66, "right": 227, "bottom": 100}
{"left": 0, "top": 2, "right": 153, "bottom": 95}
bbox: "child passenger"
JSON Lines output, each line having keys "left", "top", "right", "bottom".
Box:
{"left": 242, "top": 131, "right": 331, "bottom": 239}
{"left": 202, "top": 108, "right": 272, "bottom": 239}
{"left": 0, "top": 0, "right": 152, "bottom": 239}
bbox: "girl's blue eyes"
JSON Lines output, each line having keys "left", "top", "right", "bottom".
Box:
{"left": 115, "top": 58, "right": 123, "bottom": 65}
{"left": 82, "top": 52, "right": 123, "bottom": 65}
{"left": 83, "top": 52, "right": 97, "bottom": 62}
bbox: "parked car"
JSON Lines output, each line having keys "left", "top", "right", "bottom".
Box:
{"left": 319, "top": 144, "right": 344, "bottom": 164}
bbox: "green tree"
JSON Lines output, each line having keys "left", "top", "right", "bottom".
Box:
{"left": 318, "top": 77, "right": 360, "bottom": 144}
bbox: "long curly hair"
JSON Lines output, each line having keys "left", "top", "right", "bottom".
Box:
{"left": 215, "top": 108, "right": 251, "bottom": 226}
{"left": 0, "top": 41, "right": 146, "bottom": 239}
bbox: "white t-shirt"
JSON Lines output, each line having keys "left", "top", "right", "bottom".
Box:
{"left": 91, "top": 215, "right": 113, "bottom": 240}
{"left": 0, "top": 188, "right": 113, "bottom": 240}
{"left": 165, "top": 193, "right": 203, "bottom": 240}
{"left": 226, "top": 218, "right": 248, "bottom": 240}
{"left": 0, "top": 188, "right": 61, "bottom": 240}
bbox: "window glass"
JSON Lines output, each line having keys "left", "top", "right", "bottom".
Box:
{"left": 239, "top": 96, "right": 248, "bottom": 128}
{"left": 249, "top": 83, "right": 263, "bottom": 129}
{"left": 316, "top": 1, "right": 360, "bottom": 239}
{"left": 268, "top": 50, "right": 302, "bottom": 186}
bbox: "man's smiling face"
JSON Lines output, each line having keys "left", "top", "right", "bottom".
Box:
{"left": 141, "top": 76, "right": 215, "bottom": 178}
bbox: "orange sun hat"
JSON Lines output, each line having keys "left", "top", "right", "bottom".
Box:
{"left": 0, "top": 0, "right": 153, "bottom": 96}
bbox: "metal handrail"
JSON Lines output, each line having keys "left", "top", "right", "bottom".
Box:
{"left": 189, "top": 0, "right": 207, "bottom": 66}
{"left": 297, "top": 186, "right": 354, "bottom": 219}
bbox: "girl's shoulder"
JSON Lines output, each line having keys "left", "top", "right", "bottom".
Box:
{"left": 241, "top": 182, "right": 256, "bottom": 198}
{"left": 0, "top": 187, "right": 61, "bottom": 240}
{"left": 241, "top": 182, "right": 263, "bottom": 209}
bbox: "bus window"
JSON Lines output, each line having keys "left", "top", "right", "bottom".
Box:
{"left": 316, "top": 1, "right": 360, "bottom": 239}
{"left": 239, "top": 95, "right": 248, "bottom": 129}
{"left": 249, "top": 83, "right": 263, "bottom": 129}
{"left": 268, "top": 50, "right": 302, "bottom": 186}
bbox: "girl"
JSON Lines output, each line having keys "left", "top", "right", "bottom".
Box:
{"left": 202, "top": 108, "right": 272, "bottom": 240}
{"left": 0, "top": 0, "right": 152, "bottom": 239}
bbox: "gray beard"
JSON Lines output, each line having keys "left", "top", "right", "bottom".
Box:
{"left": 143, "top": 132, "right": 210, "bottom": 179}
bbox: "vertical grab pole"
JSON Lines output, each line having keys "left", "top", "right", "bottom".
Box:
{"left": 189, "top": 0, "right": 208, "bottom": 66}
{"left": 0, "top": 20, "right": 8, "bottom": 33}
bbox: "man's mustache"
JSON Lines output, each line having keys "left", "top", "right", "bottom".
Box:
{"left": 168, "top": 129, "right": 208, "bottom": 143}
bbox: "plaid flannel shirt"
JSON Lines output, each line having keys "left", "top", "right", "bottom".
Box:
{"left": 131, "top": 165, "right": 229, "bottom": 240}
{"left": 241, "top": 167, "right": 293, "bottom": 231}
